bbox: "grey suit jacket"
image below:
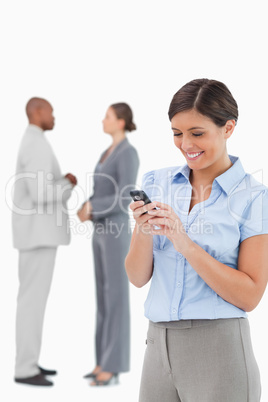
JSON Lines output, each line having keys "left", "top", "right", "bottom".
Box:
{"left": 12, "top": 125, "right": 73, "bottom": 250}
{"left": 89, "top": 138, "right": 139, "bottom": 221}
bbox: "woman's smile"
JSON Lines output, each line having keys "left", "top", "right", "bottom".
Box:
{"left": 185, "top": 151, "right": 204, "bottom": 160}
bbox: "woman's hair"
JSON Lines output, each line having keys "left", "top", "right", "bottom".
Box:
{"left": 168, "top": 79, "right": 238, "bottom": 127}
{"left": 110, "top": 102, "right": 137, "bottom": 132}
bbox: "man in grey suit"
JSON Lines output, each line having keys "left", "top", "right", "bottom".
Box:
{"left": 12, "top": 97, "right": 77, "bottom": 386}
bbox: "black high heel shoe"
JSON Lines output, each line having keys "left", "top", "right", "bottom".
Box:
{"left": 83, "top": 371, "right": 97, "bottom": 379}
{"left": 91, "top": 373, "right": 119, "bottom": 386}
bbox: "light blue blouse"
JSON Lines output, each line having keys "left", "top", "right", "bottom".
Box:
{"left": 142, "top": 156, "right": 268, "bottom": 322}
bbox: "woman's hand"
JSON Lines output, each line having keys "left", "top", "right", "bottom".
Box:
{"left": 129, "top": 200, "right": 158, "bottom": 236}
{"left": 77, "top": 201, "right": 92, "bottom": 222}
{"left": 147, "top": 201, "right": 191, "bottom": 253}
{"left": 126, "top": 200, "right": 156, "bottom": 287}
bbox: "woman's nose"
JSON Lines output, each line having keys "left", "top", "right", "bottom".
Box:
{"left": 181, "top": 135, "right": 194, "bottom": 151}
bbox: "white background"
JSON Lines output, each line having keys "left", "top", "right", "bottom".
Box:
{"left": 1, "top": 0, "right": 268, "bottom": 401}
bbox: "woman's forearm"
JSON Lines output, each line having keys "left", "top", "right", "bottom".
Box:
{"left": 181, "top": 239, "right": 260, "bottom": 312}
{"left": 148, "top": 202, "right": 267, "bottom": 312}
{"left": 125, "top": 226, "right": 154, "bottom": 288}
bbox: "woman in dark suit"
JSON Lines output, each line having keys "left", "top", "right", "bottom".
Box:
{"left": 78, "top": 103, "right": 139, "bottom": 386}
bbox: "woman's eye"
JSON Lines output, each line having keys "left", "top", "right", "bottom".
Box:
{"left": 173, "top": 132, "right": 204, "bottom": 137}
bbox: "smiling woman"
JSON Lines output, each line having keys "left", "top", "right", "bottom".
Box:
{"left": 171, "top": 109, "right": 235, "bottom": 204}
{"left": 125, "top": 78, "right": 268, "bottom": 402}
{"left": 168, "top": 78, "right": 239, "bottom": 126}
{"left": 170, "top": 79, "right": 238, "bottom": 182}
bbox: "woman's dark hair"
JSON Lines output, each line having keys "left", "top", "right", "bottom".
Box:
{"left": 110, "top": 102, "right": 137, "bottom": 132}
{"left": 168, "top": 79, "right": 238, "bottom": 127}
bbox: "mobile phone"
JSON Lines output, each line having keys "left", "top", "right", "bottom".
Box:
{"left": 130, "top": 190, "right": 156, "bottom": 214}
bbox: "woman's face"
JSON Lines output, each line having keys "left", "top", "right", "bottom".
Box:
{"left": 102, "top": 107, "right": 122, "bottom": 135}
{"left": 171, "top": 109, "right": 234, "bottom": 174}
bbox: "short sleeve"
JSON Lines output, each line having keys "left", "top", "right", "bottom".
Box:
{"left": 141, "top": 170, "right": 155, "bottom": 199}
{"left": 240, "top": 189, "right": 268, "bottom": 242}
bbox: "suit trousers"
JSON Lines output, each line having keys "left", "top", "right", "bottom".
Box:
{"left": 15, "top": 247, "right": 57, "bottom": 378}
{"left": 92, "top": 218, "right": 130, "bottom": 373}
{"left": 139, "top": 318, "right": 261, "bottom": 402}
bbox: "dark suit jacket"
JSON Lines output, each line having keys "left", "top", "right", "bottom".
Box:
{"left": 89, "top": 138, "right": 139, "bottom": 222}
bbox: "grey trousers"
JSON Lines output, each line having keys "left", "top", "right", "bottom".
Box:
{"left": 92, "top": 218, "right": 130, "bottom": 373}
{"left": 15, "top": 247, "right": 57, "bottom": 378}
{"left": 139, "top": 318, "right": 261, "bottom": 402}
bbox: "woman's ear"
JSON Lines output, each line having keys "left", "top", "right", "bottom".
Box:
{"left": 224, "top": 119, "right": 236, "bottom": 139}
{"left": 118, "top": 118, "right": 126, "bottom": 131}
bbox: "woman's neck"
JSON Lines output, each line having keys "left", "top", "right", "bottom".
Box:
{"left": 190, "top": 154, "right": 233, "bottom": 188}
{"left": 110, "top": 130, "right": 126, "bottom": 147}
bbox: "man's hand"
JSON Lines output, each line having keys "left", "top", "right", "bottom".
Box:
{"left": 65, "top": 173, "right": 77, "bottom": 186}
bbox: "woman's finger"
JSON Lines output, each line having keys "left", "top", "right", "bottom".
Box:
{"left": 129, "top": 200, "right": 144, "bottom": 211}
{"left": 133, "top": 202, "right": 157, "bottom": 219}
{"left": 153, "top": 201, "right": 172, "bottom": 211}
{"left": 147, "top": 209, "right": 173, "bottom": 218}
{"left": 148, "top": 217, "right": 174, "bottom": 229}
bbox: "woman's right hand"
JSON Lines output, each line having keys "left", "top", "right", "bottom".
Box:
{"left": 126, "top": 200, "right": 156, "bottom": 286}
{"left": 129, "top": 200, "right": 157, "bottom": 235}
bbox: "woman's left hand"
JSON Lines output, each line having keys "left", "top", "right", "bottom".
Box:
{"left": 77, "top": 201, "right": 92, "bottom": 222}
{"left": 147, "top": 201, "right": 191, "bottom": 253}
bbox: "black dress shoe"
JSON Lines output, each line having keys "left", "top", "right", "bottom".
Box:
{"left": 38, "top": 365, "right": 57, "bottom": 376}
{"left": 15, "top": 373, "right": 53, "bottom": 386}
